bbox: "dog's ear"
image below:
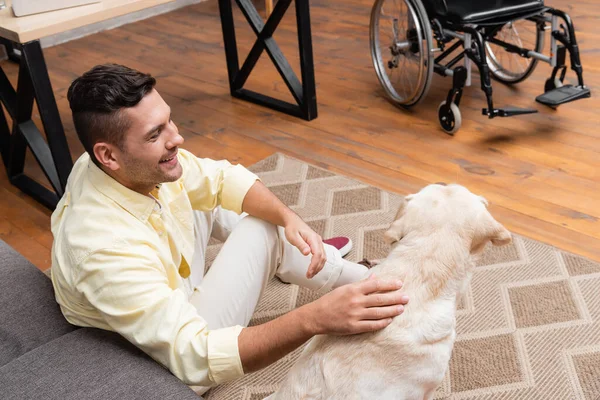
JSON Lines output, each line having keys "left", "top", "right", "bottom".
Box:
{"left": 384, "top": 196, "right": 409, "bottom": 245}
{"left": 471, "top": 211, "right": 511, "bottom": 253}
{"left": 383, "top": 221, "right": 403, "bottom": 245}
{"left": 489, "top": 221, "right": 511, "bottom": 246}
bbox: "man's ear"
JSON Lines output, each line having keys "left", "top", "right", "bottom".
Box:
{"left": 94, "top": 142, "right": 121, "bottom": 171}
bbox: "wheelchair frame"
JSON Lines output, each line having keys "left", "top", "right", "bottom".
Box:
{"left": 370, "top": 1, "right": 592, "bottom": 134}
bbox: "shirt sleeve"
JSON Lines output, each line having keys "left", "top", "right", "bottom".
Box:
{"left": 75, "top": 240, "right": 245, "bottom": 386}
{"left": 177, "top": 149, "right": 259, "bottom": 214}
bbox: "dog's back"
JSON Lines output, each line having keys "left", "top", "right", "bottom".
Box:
{"left": 271, "top": 258, "right": 460, "bottom": 400}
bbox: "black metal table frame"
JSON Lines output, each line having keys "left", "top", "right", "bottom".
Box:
{"left": 0, "top": 0, "right": 317, "bottom": 210}
{"left": 218, "top": 0, "right": 318, "bottom": 121}
{"left": 0, "top": 38, "right": 73, "bottom": 210}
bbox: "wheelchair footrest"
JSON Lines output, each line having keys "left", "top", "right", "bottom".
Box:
{"left": 482, "top": 107, "right": 538, "bottom": 118}
{"left": 536, "top": 85, "right": 591, "bottom": 107}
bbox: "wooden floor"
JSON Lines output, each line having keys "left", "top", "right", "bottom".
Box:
{"left": 0, "top": 0, "right": 598, "bottom": 271}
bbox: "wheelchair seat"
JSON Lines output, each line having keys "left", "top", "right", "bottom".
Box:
{"left": 422, "top": 0, "right": 546, "bottom": 25}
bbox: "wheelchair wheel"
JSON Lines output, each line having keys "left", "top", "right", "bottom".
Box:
{"left": 370, "top": 0, "right": 433, "bottom": 107}
{"left": 485, "top": 19, "right": 545, "bottom": 84}
{"left": 438, "top": 101, "right": 461, "bottom": 135}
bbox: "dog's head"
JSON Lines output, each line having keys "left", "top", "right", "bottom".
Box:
{"left": 384, "top": 183, "right": 511, "bottom": 254}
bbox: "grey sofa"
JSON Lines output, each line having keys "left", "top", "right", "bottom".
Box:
{"left": 0, "top": 239, "right": 201, "bottom": 399}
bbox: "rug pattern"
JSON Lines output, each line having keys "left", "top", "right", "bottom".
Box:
{"left": 200, "top": 153, "right": 600, "bottom": 400}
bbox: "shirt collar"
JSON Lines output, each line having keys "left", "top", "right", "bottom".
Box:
{"left": 87, "top": 158, "right": 157, "bottom": 221}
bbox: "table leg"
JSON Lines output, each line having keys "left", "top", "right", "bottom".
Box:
{"left": 0, "top": 39, "right": 73, "bottom": 210}
{"left": 0, "top": 38, "right": 21, "bottom": 63}
{"left": 217, "top": 0, "right": 317, "bottom": 120}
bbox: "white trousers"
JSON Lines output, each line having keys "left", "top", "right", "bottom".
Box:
{"left": 188, "top": 207, "right": 369, "bottom": 331}
{"left": 186, "top": 208, "right": 368, "bottom": 396}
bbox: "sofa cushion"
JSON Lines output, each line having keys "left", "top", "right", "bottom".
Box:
{"left": 0, "top": 240, "right": 77, "bottom": 367}
{"left": 0, "top": 328, "right": 201, "bottom": 399}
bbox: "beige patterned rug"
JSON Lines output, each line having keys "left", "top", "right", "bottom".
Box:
{"left": 204, "top": 153, "right": 600, "bottom": 400}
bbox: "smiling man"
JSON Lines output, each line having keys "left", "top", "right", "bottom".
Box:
{"left": 49, "top": 64, "right": 409, "bottom": 394}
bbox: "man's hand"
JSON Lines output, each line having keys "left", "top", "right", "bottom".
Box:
{"left": 241, "top": 181, "right": 326, "bottom": 279}
{"left": 283, "top": 214, "right": 326, "bottom": 279}
{"left": 303, "top": 274, "right": 409, "bottom": 335}
{"left": 238, "top": 274, "right": 408, "bottom": 374}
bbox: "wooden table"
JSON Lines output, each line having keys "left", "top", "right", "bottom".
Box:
{"left": 0, "top": 0, "right": 176, "bottom": 209}
{"left": 0, "top": 0, "right": 317, "bottom": 209}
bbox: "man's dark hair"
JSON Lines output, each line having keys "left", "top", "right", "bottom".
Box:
{"left": 67, "top": 63, "right": 156, "bottom": 167}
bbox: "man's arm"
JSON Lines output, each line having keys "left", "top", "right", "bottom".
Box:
{"left": 241, "top": 180, "right": 297, "bottom": 227}
{"left": 238, "top": 180, "right": 409, "bottom": 374}
{"left": 180, "top": 152, "right": 323, "bottom": 279}
{"left": 238, "top": 275, "right": 407, "bottom": 373}
{"left": 214, "top": 171, "right": 409, "bottom": 375}
{"left": 241, "top": 180, "right": 326, "bottom": 279}
{"left": 76, "top": 244, "right": 240, "bottom": 386}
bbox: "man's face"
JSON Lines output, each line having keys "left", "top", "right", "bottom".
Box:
{"left": 110, "top": 89, "right": 185, "bottom": 193}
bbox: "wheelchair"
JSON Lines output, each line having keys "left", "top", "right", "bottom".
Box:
{"left": 369, "top": 0, "right": 592, "bottom": 134}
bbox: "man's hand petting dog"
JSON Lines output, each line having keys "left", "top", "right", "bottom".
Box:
{"left": 302, "top": 275, "right": 409, "bottom": 336}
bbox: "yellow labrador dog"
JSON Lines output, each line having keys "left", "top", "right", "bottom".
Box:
{"left": 268, "top": 183, "right": 511, "bottom": 400}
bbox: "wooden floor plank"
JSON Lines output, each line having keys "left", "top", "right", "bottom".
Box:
{"left": 0, "top": 0, "right": 598, "bottom": 271}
